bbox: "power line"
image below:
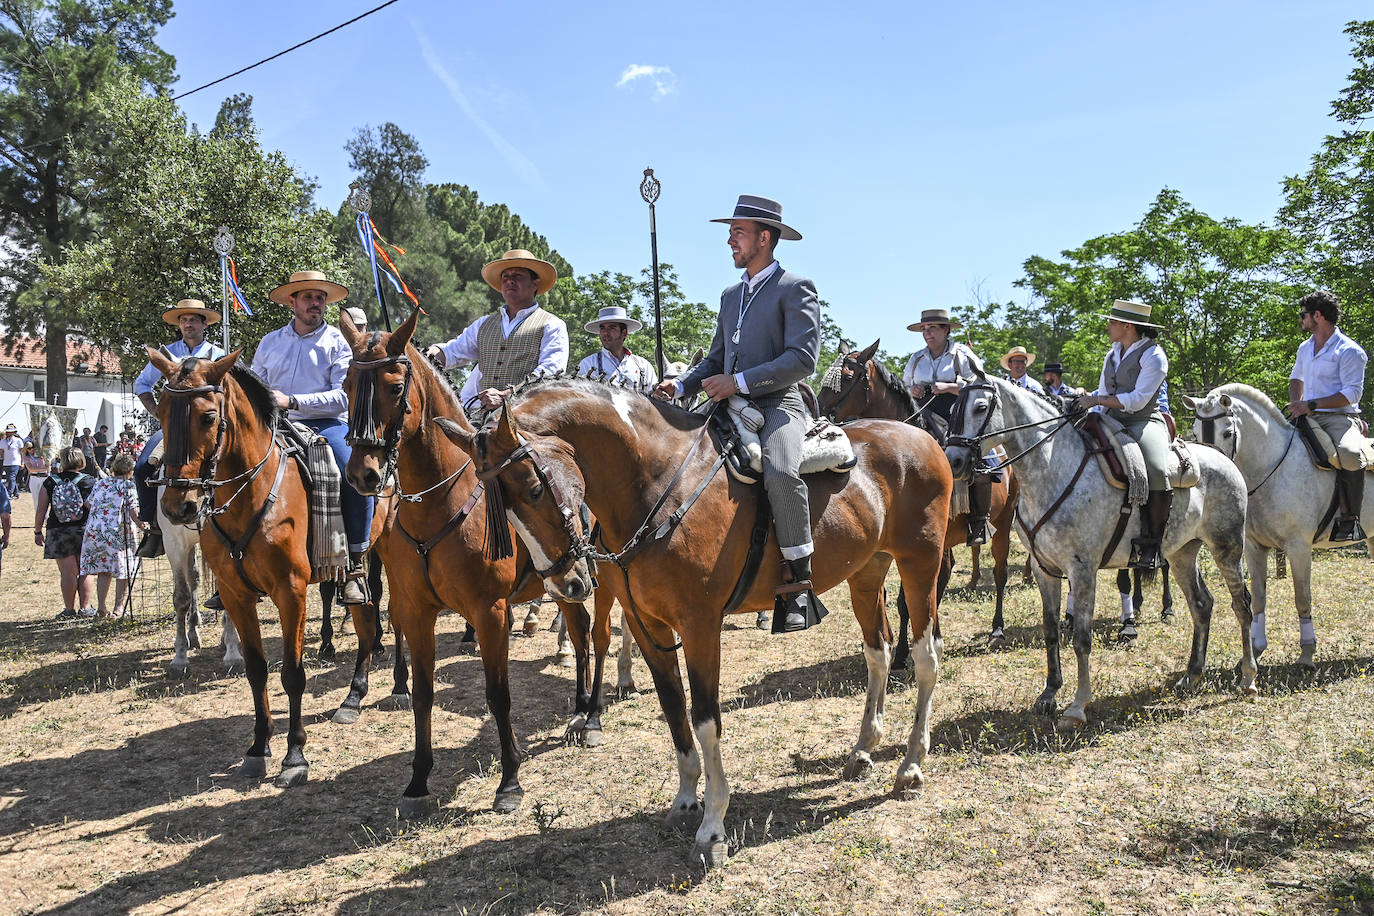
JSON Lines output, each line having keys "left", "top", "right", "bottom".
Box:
{"left": 171, "top": 0, "right": 403, "bottom": 101}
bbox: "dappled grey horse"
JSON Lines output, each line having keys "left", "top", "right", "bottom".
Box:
{"left": 1185, "top": 384, "right": 1373, "bottom": 669}
{"left": 945, "top": 374, "right": 1257, "bottom": 728}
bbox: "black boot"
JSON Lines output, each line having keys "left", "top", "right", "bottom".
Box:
{"left": 340, "top": 552, "right": 368, "bottom": 605}
{"left": 1129, "top": 490, "right": 1173, "bottom": 571}
{"left": 771, "top": 556, "right": 829, "bottom": 634}
{"left": 135, "top": 524, "right": 164, "bottom": 559}
{"left": 966, "top": 473, "right": 993, "bottom": 546}
{"left": 1331, "top": 469, "right": 1368, "bottom": 541}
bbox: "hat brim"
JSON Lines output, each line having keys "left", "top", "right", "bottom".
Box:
{"left": 709, "top": 216, "right": 802, "bottom": 241}
{"left": 585, "top": 318, "right": 643, "bottom": 334}
{"left": 1101, "top": 310, "right": 1162, "bottom": 329}
{"left": 481, "top": 258, "right": 558, "bottom": 296}
{"left": 269, "top": 279, "right": 348, "bottom": 305}
{"left": 907, "top": 319, "right": 962, "bottom": 332}
{"left": 162, "top": 307, "right": 222, "bottom": 327}
{"left": 1001, "top": 352, "right": 1036, "bottom": 371}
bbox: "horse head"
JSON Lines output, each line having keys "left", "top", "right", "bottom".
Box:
{"left": 1182, "top": 390, "right": 1240, "bottom": 459}
{"left": 944, "top": 369, "right": 1004, "bottom": 480}
{"left": 436, "top": 401, "right": 595, "bottom": 603}
{"left": 147, "top": 346, "right": 243, "bottom": 524}
{"left": 818, "top": 338, "right": 879, "bottom": 421}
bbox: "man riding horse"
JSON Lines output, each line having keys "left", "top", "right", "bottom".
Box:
{"left": 654, "top": 194, "right": 825, "bottom": 633}
{"left": 1285, "top": 290, "right": 1369, "bottom": 541}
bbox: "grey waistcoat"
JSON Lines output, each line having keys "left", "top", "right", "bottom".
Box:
{"left": 1104, "top": 340, "right": 1162, "bottom": 424}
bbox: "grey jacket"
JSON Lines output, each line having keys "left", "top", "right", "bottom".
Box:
{"left": 678, "top": 264, "right": 821, "bottom": 399}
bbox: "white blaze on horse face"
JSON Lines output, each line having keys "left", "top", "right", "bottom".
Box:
{"left": 507, "top": 511, "right": 555, "bottom": 572}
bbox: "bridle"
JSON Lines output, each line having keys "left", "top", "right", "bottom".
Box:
{"left": 827, "top": 354, "right": 871, "bottom": 415}
{"left": 945, "top": 380, "right": 1082, "bottom": 470}
{"left": 476, "top": 434, "right": 595, "bottom": 579}
{"left": 1193, "top": 398, "right": 1296, "bottom": 497}
{"left": 346, "top": 352, "right": 414, "bottom": 495}
{"left": 157, "top": 381, "right": 278, "bottom": 522}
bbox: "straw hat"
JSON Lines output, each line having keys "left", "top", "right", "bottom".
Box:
{"left": 481, "top": 249, "right": 558, "bottom": 296}
{"left": 906, "top": 308, "right": 963, "bottom": 332}
{"left": 1000, "top": 346, "right": 1036, "bottom": 371}
{"left": 269, "top": 270, "right": 348, "bottom": 305}
{"left": 162, "top": 299, "right": 222, "bottom": 326}
{"left": 1102, "top": 299, "right": 1162, "bottom": 329}
{"left": 710, "top": 195, "right": 802, "bottom": 241}
{"left": 585, "top": 306, "right": 642, "bottom": 334}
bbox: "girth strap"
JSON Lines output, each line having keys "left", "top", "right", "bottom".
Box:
{"left": 396, "top": 481, "right": 486, "bottom": 603}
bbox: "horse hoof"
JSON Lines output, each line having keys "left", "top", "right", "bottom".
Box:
{"left": 1032, "top": 696, "right": 1057, "bottom": 718}
{"left": 617, "top": 685, "right": 639, "bottom": 701}
{"left": 275, "top": 765, "right": 308, "bottom": 789}
{"left": 332, "top": 705, "right": 361, "bottom": 725}
{"left": 318, "top": 647, "right": 336, "bottom": 664}
{"left": 665, "top": 804, "right": 700, "bottom": 833}
{"left": 693, "top": 838, "right": 730, "bottom": 868}
{"left": 241, "top": 754, "right": 270, "bottom": 778}
{"left": 399, "top": 794, "right": 435, "bottom": 819}
{"left": 386, "top": 693, "right": 412, "bottom": 711}
{"left": 842, "top": 753, "right": 873, "bottom": 780}
{"left": 168, "top": 660, "right": 189, "bottom": 676}
{"left": 522, "top": 617, "right": 540, "bottom": 637}
{"left": 1173, "top": 675, "right": 1200, "bottom": 694}
{"left": 457, "top": 640, "right": 479, "bottom": 656}
{"left": 892, "top": 767, "right": 925, "bottom": 797}
{"left": 493, "top": 787, "right": 524, "bottom": 814}
{"left": 1055, "top": 713, "right": 1087, "bottom": 732}
{"left": 582, "top": 726, "right": 604, "bottom": 748}
{"left": 1241, "top": 684, "right": 1259, "bottom": 700}
{"left": 224, "top": 662, "right": 245, "bottom": 677}
{"left": 555, "top": 652, "right": 575, "bottom": 669}
{"left": 987, "top": 631, "right": 1006, "bottom": 651}
{"left": 1299, "top": 645, "right": 1317, "bottom": 671}
{"left": 1118, "top": 624, "right": 1138, "bottom": 644}
{"left": 1160, "top": 608, "right": 1175, "bottom": 623}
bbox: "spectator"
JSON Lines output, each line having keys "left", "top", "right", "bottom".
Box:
{"left": 93, "top": 424, "right": 110, "bottom": 470}
{"left": 0, "top": 484, "right": 10, "bottom": 580}
{"left": 21, "top": 437, "right": 49, "bottom": 509}
{"left": 35, "top": 446, "right": 96, "bottom": 619}
{"left": 0, "top": 424, "right": 22, "bottom": 496}
{"left": 75, "top": 428, "right": 101, "bottom": 478}
{"left": 79, "top": 453, "right": 140, "bottom": 618}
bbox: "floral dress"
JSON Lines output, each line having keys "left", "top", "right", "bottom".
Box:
{"left": 79, "top": 477, "right": 138, "bottom": 578}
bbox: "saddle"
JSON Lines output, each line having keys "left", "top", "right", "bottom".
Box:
{"left": 1080, "top": 413, "right": 1199, "bottom": 504}
{"left": 280, "top": 418, "right": 349, "bottom": 580}
{"left": 716, "top": 395, "right": 858, "bottom": 485}
{"left": 1294, "top": 415, "right": 1374, "bottom": 472}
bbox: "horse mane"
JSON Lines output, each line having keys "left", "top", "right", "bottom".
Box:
{"left": 507, "top": 373, "right": 707, "bottom": 432}
{"left": 228, "top": 364, "right": 280, "bottom": 430}
{"left": 1212, "top": 382, "right": 1287, "bottom": 424}
{"left": 871, "top": 359, "right": 918, "bottom": 416}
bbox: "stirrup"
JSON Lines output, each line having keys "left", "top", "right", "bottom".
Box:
{"left": 966, "top": 519, "right": 991, "bottom": 546}
{"left": 771, "top": 581, "right": 829, "bottom": 634}
{"left": 339, "top": 569, "right": 368, "bottom": 606}
{"left": 1128, "top": 538, "right": 1164, "bottom": 570}
{"left": 1330, "top": 515, "right": 1368, "bottom": 542}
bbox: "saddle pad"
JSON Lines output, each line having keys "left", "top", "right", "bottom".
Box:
{"left": 1298, "top": 418, "right": 1374, "bottom": 472}
{"left": 1084, "top": 413, "right": 1198, "bottom": 499}
{"left": 287, "top": 420, "right": 348, "bottom": 581}
{"left": 723, "top": 397, "right": 857, "bottom": 484}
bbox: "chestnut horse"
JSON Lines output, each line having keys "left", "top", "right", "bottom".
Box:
{"left": 339, "top": 311, "right": 609, "bottom": 816}
{"left": 437, "top": 378, "right": 951, "bottom": 866}
{"left": 818, "top": 340, "right": 1020, "bottom": 651}
{"left": 148, "top": 349, "right": 381, "bottom": 788}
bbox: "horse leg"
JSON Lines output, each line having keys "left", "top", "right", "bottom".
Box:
{"left": 1245, "top": 540, "right": 1273, "bottom": 659}
{"left": 1288, "top": 541, "right": 1317, "bottom": 670}
{"left": 227, "top": 603, "right": 273, "bottom": 777}
{"left": 893, "top": 547, "right": 942, "bottom": 795}
{"left": 1165, "top": 543, "right": 1213, "bottom": 694}
{"left": 989, "top": 524, "right": 1011, "bottom": 649}
{"left": 473, "top": 600, "right": 525, "bottom": 812}
{"left": 1159, "top": 560, "right": 1175, "bottom": 620}
{"left": 681, "top": 628, "right": 729, "bottom": 867}
{"left": 221, "top": 609, "right": 244, "bottom": 672}
{"left": 1032, "top": 566, "right": 1065, "bottom": 718}
{"left": 396, "top": 604, "right": 437, "bottom": 817}
{"left": 892, "top": 583, "right": 912, "bottom": 672}
{"left": 368, "top": 547, "right": 387, "bottom": 658}
{"left": 968, "top": 542, "right": 982, "bottom": 590}
{"left": 318, "top": 580, "right": 337, "bottom": 663}
{"left": 1208, "top": 538, "right": 1257, "bottom": 697}
{"left": 1117, "top": 570, "right": 1138, "bottom": 643}
{"left": 275, "top": 586, "right": 310, "bottom": 788}
{"left": 333, "top": 600, "right": 378, "bottom": 725}
{"left": 389, "top": 624, "right": 411, "bottom": 709}
{"left": 558, "top": 599, "right": 598, "bottom": 746}
{"left": 554, "top": 612, "right": 575, "bottom": 668}
{"left": 1058, "top": 563, "right": 1099, "bottom": 729}
{"left": 170, "top": 601, "right": 191, "bottom": 673}
{"left": 627, "top": 610, "right": 700, "bottom": 833}
{"left": 843, "top": 557, "right": 894, "bottom": 779}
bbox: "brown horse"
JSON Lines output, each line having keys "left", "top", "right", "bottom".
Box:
{"left": 148, "top": 348, "right": 380, "bottom": 788}
{"left": 338, "top": 310, "right": 610, "bottom": 816}
{"left": 436, "top": 378, "right": 951, "bottom": 866}
{"left": 818, "top": 340, "right": 1020, "bottom": 651}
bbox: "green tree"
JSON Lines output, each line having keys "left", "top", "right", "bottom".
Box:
{"left": 42, "top": 75, "right": 341, "bottom": 375}
{"left": 0, "top": 0, "right": 174, "bottom": 402}
{"left": 563, "top": 265, "right": 714, "bottom": 371}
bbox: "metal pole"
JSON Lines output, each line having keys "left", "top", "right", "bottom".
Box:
{"left": 640, "top": 168, "right": 665, "bottom": 380}
{"left": 214, "top": 226, "right": 235, "bottom": 352}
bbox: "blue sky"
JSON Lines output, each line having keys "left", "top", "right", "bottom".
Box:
{"left": 161, "top": 1, "right": 1366, "bottom": 354}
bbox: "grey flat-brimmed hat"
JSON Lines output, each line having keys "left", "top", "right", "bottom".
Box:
{"left": 342, "top": 306, "right": 368, "bottom": 329}
{"left": 711, "top": 195, "right": 802, "bottom": 241}
{"left": 1102, "top": 299, "right": 1162, "bottom": 329}
{"left": 1043, "top": 362, "right": 1065, "bottom": 375}
{"left": 907, "top": 308, "right": 963, "bottom": 332}
{"left": 585, "top": 306, "right": 642, "bottom": 334}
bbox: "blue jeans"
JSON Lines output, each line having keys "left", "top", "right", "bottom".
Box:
{"left": 134, "top": 431, "right": 163, "bottom": 524}
{"left": 1, "top": 465, "right": 17, "bottom": 497}
{"left": 303, "top": 418, "right": 374, "bottom": 554}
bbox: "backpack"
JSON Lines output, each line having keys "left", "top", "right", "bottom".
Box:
{"left": 51, "top": 473, "right": 87, "bottom": 524}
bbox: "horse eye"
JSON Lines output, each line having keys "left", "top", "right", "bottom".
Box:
{"left": 528, "top": 483, "right": 544, "bottom": 503}
{"left": 390, "top": 383, "right": 404, "bottom": 397}
{"left": 202, "top": 411, "right": 218, "bottom": 426}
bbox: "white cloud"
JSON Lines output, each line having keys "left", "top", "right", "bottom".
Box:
{"left": 616, "top": 64, "right": 676, "bottom": 99}
{"left": 413, "top": 28, "right": 542, "bottom": 188}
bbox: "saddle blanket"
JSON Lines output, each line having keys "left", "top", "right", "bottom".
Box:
{"left": 723, "top": 395, "right": 857, "bottom": 484}
{"left": 287, "top": 421, "right": 348, "bottom": 581}
{"left": 1083, "top": 413, "right": 1199, "bottom": 505}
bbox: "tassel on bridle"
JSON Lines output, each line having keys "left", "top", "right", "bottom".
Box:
{"left": 164, "top": 393, "right": 193, "bottom": 467}
{"left": 484, "top": 475, "right": 513, "bottom": 560}
{"left": 350, "top": 366, "right": 379, "bottom": 444}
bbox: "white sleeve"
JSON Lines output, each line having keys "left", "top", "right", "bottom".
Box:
{"left": 439, "top": 315, "right": 486, "bottom": 370}
{"left": 534, "top": 318, "right": 569, "bottom": 376}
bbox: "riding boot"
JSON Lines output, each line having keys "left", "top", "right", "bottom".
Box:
{"left": 134, "top": 520, "right": 164, "bottom": 559}
{"left": 1129, "top": 489, "right": 1173, "bottom": 571}
{"left": 1331, "top": 468, "right": 1368, "bottom": 541}
{"left": 203, "top": 591, "right": 224, "bottom": 610}
{"left": 340, "top": 552, "right": 369, "bottom": 605}
{"left": 966, "top": 473, "right": 993, "bottom": 546}
{"left": 772, "top": 556, "right": 829, "bottom": 634}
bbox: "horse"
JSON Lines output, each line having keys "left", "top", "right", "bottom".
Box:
{"left": 817, "top": 339, "right": 1020, "bottom": 652}
{"left": 943, "top": 373, "right": 1257, "bottom": 728}
{"left": 148, "top": 348, "right": 384, "bottom": 787}
{"left": 435, "top": 377, "right": 951, "bottom": 866}
{"left": 164, "top": 500, "right": 243, "bottom": 672}
{"left": 339, "top": 310, "right": 610, "bottom": 816}
{"left": 1184, "top": 383, "right": 1374, "bottom": 668}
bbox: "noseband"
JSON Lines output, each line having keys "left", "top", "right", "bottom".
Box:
{"left": 159, "top": 382, "right": 227, "bottom": 498}
{"left": 476, "top": 435, "right": 594, "bottom": 578}
{"left": 1192, "top": 403, "right": 1235, "bottom": 459}
{"left": 346, "top": 352, "right": 414, "bottom": 492}
{"left": 945, "top": 380, "right": 1081, "bottom": 470}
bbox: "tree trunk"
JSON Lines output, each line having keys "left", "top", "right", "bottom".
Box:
{"left": 46, "top": 319, "right": 68, "bottom": 406}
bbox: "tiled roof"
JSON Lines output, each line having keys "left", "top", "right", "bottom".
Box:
{"left": 0, "top": 335, "right": 124, "bottom": 376}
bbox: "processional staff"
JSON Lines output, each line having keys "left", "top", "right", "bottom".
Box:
{"left": 213, "top": 226, "right": 235, "bottom": 352}
{"left": 640, "top": 168, "right": 665, "bottom": 380}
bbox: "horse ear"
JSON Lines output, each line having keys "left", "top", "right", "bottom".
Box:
{"left": 145, "top": 346, "right": 178, "bottom": 380}
{"left": 1219, "top": 394, "right": 1232, "bottom": 408}
{"left": 340, "top": 310, "right": 364, "bottom": 349}
{"left": 689, "top": 347, "right": 705, "bottom": 368}
{"left": 837, "top": 339, "right": 851, "bottom": 356}
{"left": 1181, "top": 395, "right": 1199, "bottom": 410}
{"left": 490, "top": 401, "right": 521, "bottom": 451}
{"left": 433, "top": 416, "right": 476, "bottom": 455}
{"left": 857, "top": 339, "right": 881, "bottom": 363}
{"left": 203, "top": 348, "right": 242, "bottom": 385}
{"left": 388, "top": 308, "right": 420, "bottom": 357}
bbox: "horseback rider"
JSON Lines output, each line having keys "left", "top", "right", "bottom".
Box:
{"left": 1001, "top": 346, "right": 1044, "bottom": 394}
{"left": 1073, "top": 299, "right": 1172, "bottom": 570}
{"left": 424, "top": 249, "right": 570, "bottom": 421}
{"left": 653, "top": 194, "right": 825, "bottom": 633}
{"left": 903, "top": 308, "right": 996, "bottom": 543}
{"left": 1042, "top": 361, "right": 1082, "bottom": 397}
{"left": 251, "top": 270, "right": 374, "bottom": 604}
{"left": 131, "top": 299, "right": 227, "bottom": 559}
{"left": 1285, "top": 290, "right": 1368, "bottom": 541}
{"left": 577, "top": 306, "right": 658, "bottom": 393}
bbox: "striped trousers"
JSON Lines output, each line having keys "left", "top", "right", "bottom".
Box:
{"left": 756, "top": 388, "right": 813, "bottom": 561}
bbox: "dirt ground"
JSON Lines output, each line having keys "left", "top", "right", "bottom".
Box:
{"left": 0, "top": 491, "right": 1371, "bottom": 915}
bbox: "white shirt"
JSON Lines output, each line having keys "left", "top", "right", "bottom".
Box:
{"left": 250, "top": 321, "right": 352, "bottom": 421}
{"left": 1009, "top": 374, "right": 1045, "bottom": 394}
{"left": 435, "top": 304, "right": 569, "bottom": 405}
{"left": 577, "top": 348, "right": 658, "bottom": 393}
{"left": 1093, "top": 338, "right": 1168, "bottom": 415}
{"left": 133, "top": 338, "right": 227, "bottom": 396}
{"left": 1291, "top": 327, "right": 1367, "bottom": 413}
{"left": 902, "top": 342, "right": 983, "bottom": 389}
{"left": 0, "top": 435, "right": 21, "bottom": 466}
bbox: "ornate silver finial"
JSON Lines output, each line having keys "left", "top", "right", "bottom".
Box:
{"left": 213, "top": 226, "right": 235, "bottom": 256}
{"left": 640, "top": 168, "right": 660, "bottom": 205}
{"left": 347, "top": 180, "right": 372, "bottom": 214}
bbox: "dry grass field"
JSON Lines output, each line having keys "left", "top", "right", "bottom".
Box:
{"left": 0, "top": 492, "right": 1371, "bottom": 915}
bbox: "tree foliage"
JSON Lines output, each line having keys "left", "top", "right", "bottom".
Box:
{"left": 561, "top": 264, "right": 715, "bottom": 371}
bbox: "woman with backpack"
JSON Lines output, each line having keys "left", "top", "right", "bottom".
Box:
{"left": 35, "top": 447, "right": 96, "bottom": 619}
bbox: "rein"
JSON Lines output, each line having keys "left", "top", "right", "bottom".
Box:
{"left": 1192, "top": 405, "right": 1298, "bottom": 497}
{"left": 946, "top": 381, "right": 1081, "bottom": 470}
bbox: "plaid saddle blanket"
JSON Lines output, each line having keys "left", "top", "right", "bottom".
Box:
{"left": 283, "top": 421, "right": 349, "bottom": 581}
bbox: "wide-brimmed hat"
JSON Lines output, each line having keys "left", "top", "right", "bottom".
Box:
{"left": 162, "top": 299, "right": 222, "bottom": 327}
{"left": 1000, "top": 346, "right": 1036, "bottom": 371}
{"left": 342, "top": 306, "right": 368, "bottom": 329}
{"left": 3, "top": 424, "right": 15, "bottom": 433}
{"left": 269, "top": 270, "right": 348, "bottom": 305}
{"left": 585, "top": 306, "right": 643, "bottom": 334}
{"left": 710, "top": 195, "right": 802, "bottom": 241}
{"left": 906, "top": 308, "right": 963, "bottom": 332}
{"left": 1102, "top": 299, "right": 1162, "bottom": 329}
{"left": 481, "top": 249, "right": 558, "bottom": 296}
{"left": 1042, "top": 362, "right": 1065, "bottom": 375}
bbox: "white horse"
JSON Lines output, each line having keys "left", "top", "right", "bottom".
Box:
{"left": 1184, "top": 383, "right": 1373, "bottom": 669}
{"left": 944, "top": 375, "right": 1257, "bottom": 728}
{"left": 164, "top": 500, "right": 243, "bottom": 673}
